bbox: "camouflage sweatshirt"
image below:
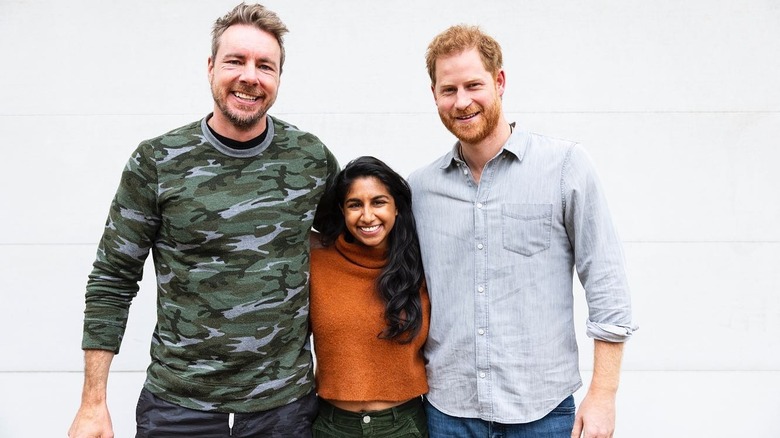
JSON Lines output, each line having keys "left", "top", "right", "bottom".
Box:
{"left": 82, "top": 115, "right": 339, "bottom": 413}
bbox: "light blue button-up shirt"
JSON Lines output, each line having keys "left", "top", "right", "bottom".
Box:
{"left": 408, "top": 126, "right": 636, "bottom": 423}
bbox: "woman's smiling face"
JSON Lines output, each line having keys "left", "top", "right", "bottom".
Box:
{"left": 341, "top": 176, "right": 397, "bottom": 250}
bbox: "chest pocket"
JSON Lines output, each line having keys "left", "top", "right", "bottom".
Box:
{"left": 501, "top": 203, "right": 553, "bottom": 256}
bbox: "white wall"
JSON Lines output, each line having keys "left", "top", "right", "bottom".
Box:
{"left": 1, "top": 0, "right": 778, "bottom": 436}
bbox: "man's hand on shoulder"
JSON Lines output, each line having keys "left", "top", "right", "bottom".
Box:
{"left": 310, "top": 229, "right": 326, "bottom": 249}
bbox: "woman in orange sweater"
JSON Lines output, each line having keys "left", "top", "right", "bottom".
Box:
{"left": 310, "top": 156, "right": 430, "bottom": 437}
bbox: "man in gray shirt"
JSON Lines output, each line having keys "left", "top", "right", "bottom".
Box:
{"left": 408, "top": 25, "right": 636, "bottom": 438}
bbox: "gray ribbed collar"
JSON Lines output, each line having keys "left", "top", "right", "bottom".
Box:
{"left": 200, "top": 115, "right": 275, "bottom": 158}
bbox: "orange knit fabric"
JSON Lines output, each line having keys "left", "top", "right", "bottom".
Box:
{"left": 310, "top": 235, "right": 430, "bottom": 402}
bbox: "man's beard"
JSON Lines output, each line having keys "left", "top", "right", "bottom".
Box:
{"left": 440, "top": 95, "right": 502, "bottom": 145}
{"left": 211, "top": 83, "right": 271, "bottom": 131}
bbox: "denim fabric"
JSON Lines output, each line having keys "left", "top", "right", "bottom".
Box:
{"left": 313, "top": 397, "right": 428, "bottom": 437}
{"left": 408, "top": 127, "right": 637, "bottom": 423}
{"left": 135, "top": 387, "right": 317, "bottom": 437}
{"left": 425, "top": 396, "right": 575, "bottom": 438}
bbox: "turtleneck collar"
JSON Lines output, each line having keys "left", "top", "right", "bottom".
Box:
{"left": 335, "top": 234, "right": 387, "bottom": 269}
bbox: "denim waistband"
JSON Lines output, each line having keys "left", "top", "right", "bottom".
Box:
{"left": 317, "top": 396, "right": 423, "bottom": 425}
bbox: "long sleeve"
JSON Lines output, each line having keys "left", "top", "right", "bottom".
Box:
{"left": 82, "top": 142, "right": 160, "bottom": 353}
{"left": 562, "top": 145, "right": 637, "bottom": 342}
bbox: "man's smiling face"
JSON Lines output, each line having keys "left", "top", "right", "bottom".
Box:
{"left": 432, "top": 47, "right": 504, "bottom": 146}
{"left": 208, "top": 24, "right": 281, "bottom": 137}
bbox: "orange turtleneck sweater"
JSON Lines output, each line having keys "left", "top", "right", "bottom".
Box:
{"left": 310, "top": 235, "right": 430, "bottom": 402}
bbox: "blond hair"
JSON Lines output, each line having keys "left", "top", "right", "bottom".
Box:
{"left": 211, "top": 3, "right": 289, "bottom": 72}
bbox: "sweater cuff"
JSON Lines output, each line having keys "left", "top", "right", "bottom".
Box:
{"left": 81, "top": 319, "right": 126, "bottom": 354}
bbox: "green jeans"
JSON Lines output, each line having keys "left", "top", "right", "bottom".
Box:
{"left": 313, "top": 397, "right": 428, "bottom": 437}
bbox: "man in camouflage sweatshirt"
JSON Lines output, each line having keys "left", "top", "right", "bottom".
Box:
{"left": 69, "top": 4, "right": 339, "bottom": 437}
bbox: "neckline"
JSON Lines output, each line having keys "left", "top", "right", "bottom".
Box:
{"left": 334, "top": 234, "right": 387, "bottom": 269}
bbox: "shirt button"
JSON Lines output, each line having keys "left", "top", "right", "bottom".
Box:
{"left": 479, "top": 372, "right": 486, "bottom": 378}
{"left": 477, "top": 243, "right": 484, "bottom": 250}
{"left": 478, "top": 286, "right": 484, "bottom": 293}
{"left": 363, "top": 416, "right": 371, "bottom": 424}
{"left": 478, "top": 329, "right": 485, "bottom": 335}
{"left": 476, "top": 202, "right": 483, "bottom": 209}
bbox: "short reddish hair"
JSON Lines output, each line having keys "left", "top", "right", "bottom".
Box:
{"left": 425, "top": 25, "right": 503, "bottom": 85}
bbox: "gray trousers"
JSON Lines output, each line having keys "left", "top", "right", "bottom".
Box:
{"left": 135, "top": 387, "right": 318, "bottom": 437}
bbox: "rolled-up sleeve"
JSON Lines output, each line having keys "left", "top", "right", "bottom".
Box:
{"left": 563, "top": 145, "right": 637, "bottom": 342}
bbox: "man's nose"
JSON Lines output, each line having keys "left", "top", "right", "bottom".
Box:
{"left": 455, "top": 89, "right": 472, "bottom": 110}
{"left": 239, "top": 64, "right": 259, "bottom": 84}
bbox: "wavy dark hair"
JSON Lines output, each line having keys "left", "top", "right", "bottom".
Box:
{"left": 314, "top": 156, "right": 424, "bottom": 343}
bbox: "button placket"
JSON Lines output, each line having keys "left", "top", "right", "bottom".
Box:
{"left": 473, "top": 159, "right": 497, "bottom": 418}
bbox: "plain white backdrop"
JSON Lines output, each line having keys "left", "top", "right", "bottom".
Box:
{"left": 1, "top": 1, "right": 778, "bottom": 436}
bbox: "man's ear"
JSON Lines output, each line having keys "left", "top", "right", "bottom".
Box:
{"left": 495, "top": 69, "right": 506, "bottom": 97}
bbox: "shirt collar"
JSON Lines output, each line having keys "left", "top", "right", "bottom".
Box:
{"left": 438, "top": 122, "right": 529, "bottom": 170}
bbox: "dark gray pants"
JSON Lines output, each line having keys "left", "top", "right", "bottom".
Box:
{"left": 135, "top": 388, "right": 318, "bottom": 437}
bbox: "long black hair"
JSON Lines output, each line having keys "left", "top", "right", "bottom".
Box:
{"left": 314, "top": 156, "right": 424, "bottom": 343}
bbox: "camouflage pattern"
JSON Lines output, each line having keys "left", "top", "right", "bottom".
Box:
{"left": 83, "top": 115, "right": 339, "bottom": 413}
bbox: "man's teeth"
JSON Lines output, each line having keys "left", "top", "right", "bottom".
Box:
{"left": 457, "top": 113, "right": 478, "bottom": 120}
{"left": 360, "top": 225, "right": 380, "bottom": 232}
{"left": 234, "top": 92, "right": 258, "bottom": 101}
